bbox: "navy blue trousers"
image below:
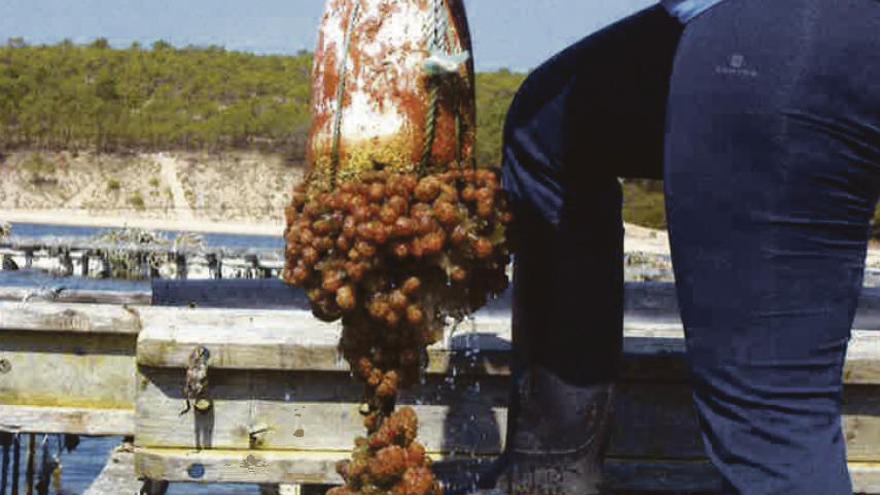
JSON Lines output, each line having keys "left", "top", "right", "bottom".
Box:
{"left": 502, "top": 1, "right": 880, "bottom": 493}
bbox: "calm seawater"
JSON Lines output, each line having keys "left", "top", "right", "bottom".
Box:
{"left": 3, "top": 436, "right": 258, "bottom": 495}
{"left": 1, "top": 223, "right": 278, "bottom": 494}
{"left": 9, "top": 223, "right": 284, "bottom": 251}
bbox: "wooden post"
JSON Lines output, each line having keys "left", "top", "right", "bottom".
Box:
{"left": 83, "top": 442, "right": 142, "bottom": 495}
{"left": 99, "top": 252, "right": 112, "bottom": 279}
{"left": 1, "top": 255, "right": 18, "bottom": 271}
{"left": 24, "top": 434, "right": 34, "bottom": 495}
{"left": 142, "top": 255, "right": 151, "bottom": 280}
{"left": 11, "top": 434, "right": 19, "bottom": 495}
{"left": 207, "top": 254, "right": 223, "bottom": 280}
{"left": 138, "top": 479, "right": 169, "bottom": 495}
{"left": 302, "top": 485, "right": 330, "bottom": 495}
{"left": 1, "top": 432, "right": 10, "bottom": 495}
{"left": 245, "top": 254, "right": 260, "bottom": 280}
{"left": 59, "top": 252, "right": 73, "bottom": 278}
{"left": 35, "top": 438, "right": 51, "bottom": 495}
{"left": 81, "top": 254, "right": 91, "bottom": 278}
{"left": 175, "top": 254, "right": 187, "bottom": 281}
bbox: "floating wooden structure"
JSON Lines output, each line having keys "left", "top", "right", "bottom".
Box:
{"left": 0, "top": 238, "right": 283, "bottom": 280}
{"left": 3, "top": 281, "right": 880, "bottom": 493}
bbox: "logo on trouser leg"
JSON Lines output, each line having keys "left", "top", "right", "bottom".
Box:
{"left": 509, "top": 464, "right": 569, "bottom": 495}
{"left": 715, "top": 53, "right": 759, "bottom": 78}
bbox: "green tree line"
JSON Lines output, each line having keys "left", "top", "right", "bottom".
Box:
{"left": 0, "top": 39, "right": 678, "bottom": 230}
{"left": 0, "top": 38, "right": 314, "bottom": 154}
{"left": 0, "top": 38, "right": 525, "bottom": 164}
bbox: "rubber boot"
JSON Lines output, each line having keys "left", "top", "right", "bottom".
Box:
{"left": 489, "top": 367, "right": 615, "bottom": 495}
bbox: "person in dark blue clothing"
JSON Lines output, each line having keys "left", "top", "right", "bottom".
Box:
{"left": 491, "top": 0, "right": 880, "bottom": 494}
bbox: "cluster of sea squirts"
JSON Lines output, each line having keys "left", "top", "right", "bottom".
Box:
{"left": 283, "top": 162, "right": 513, "bottom": 495}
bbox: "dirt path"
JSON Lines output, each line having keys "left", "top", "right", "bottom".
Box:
{"left": 156, "top": 152, "right": 195, "bottom": 222}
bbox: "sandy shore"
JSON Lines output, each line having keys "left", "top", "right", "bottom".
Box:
{"left": 0, "top": 209, "right": 285, "bottom": 237}
{"left": 3, "top": 209, "right": 671, "bottom": 247}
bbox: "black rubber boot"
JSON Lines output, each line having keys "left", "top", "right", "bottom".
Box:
{"left": 483, "top": 367, "right": 615, "bottom": 495}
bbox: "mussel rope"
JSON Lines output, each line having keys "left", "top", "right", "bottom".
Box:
{"left": 419, "top": 86, "right": 441, "bottom": 177}
{"left": 419, "top": 0, "right": 453, "bottom": 176}
{"left": 330, "top": 1, "right": 362, "bottom": 188}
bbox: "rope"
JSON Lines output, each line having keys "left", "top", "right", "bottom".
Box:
{"left": 419, "top": 85, "right": 441, "bottom": 176}
{"left": 432, "top": 0, "right": 448, "bottom": 52}
{"left": 11, "top": 434, "right": 19, "bottom": 495}
{"left": 420, "top": 0, "right": 473, "bottom": 174}
{"left": 420, "top": 0, "right": 447, "bottom": 176}
{"left": 455, "top": 112, "right": 463, "bottom": 164}
{"left": 330, "top": 1, "right": 361, "bottom": 188}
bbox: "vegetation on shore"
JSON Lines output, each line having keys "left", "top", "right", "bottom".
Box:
{"left": 0, "top": 39, "right": 524, "bottom": 163}
{"left": 0, "top": 38, "right": 669, "bottom": 229}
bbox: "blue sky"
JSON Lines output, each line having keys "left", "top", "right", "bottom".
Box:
{"left": 0, "top": 0, "right": 657, "bottom": 71}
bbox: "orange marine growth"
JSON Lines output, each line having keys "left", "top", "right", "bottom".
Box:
{"left": 288, "top": 2, "right": 511, "bottom": 495}
{"left": 331, "top": 408, "right": 442, "bottom": 495}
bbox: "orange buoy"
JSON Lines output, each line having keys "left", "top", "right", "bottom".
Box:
{"left": 309, "top": 0, "right": 475, "bottom": 188}
{"left": 286, "top": 9, "right": 513, "bottom": 495}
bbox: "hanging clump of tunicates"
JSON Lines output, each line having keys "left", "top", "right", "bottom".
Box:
{"left": 283, "top": 2, "right": 513, "bottom": 494}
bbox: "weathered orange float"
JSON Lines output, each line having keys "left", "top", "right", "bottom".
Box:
{"left": 284, "top": 3, "right": 511, "bottom": 495}
{"left": 308, "top": 0, "right": 476, "bottom": 187}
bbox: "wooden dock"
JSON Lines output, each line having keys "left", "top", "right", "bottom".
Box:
{"left": 0, "top": 237, "right": 284, "bottom": 281}
{"left": 0, "top": 237, "right": 680, "bottom": 283}
{"left": 2, "top": 281, "right": 880, "bottom": 493}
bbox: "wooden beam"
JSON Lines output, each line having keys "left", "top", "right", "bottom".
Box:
{"left": 0, "top": 302, "right": 141, "bottom": 335}
{"left": 133, "top": 368, "right": 880, "bottom": 463}
{"left": 83, "top": 444, "right": 143, "bottom": 495}
{"left": 0, "top": 406, "right": 133, "bottom": 436}
{"left": 135, "top": 307, "right": 880, "bottom": 385}
{"left": 135, "top": 368, "right": 508, "bottom": 455}
{"left": 0, "top": 287, "right": 150, "bottom": 306}
{"left": 0, "top": 329, "right": 138, "bottom": 410}
{"left": 132, "top": 447, "right": 880, "bottom": 493}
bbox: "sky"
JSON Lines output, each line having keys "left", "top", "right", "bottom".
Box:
{"left": 0, "top": 0, "right": 657, "bottom": 72}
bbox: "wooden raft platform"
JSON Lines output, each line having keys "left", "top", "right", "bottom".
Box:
{"left": 1, "top": 237, "right": 283, "bottom": 280}
{"left": 2, "top": 282, "right": 880, "bottom": 492}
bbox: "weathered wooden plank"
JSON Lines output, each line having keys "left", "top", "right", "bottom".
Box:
{"left": 0, "top": 405, "right": 133, "bottom": 435}
{"left": 134, "top": 448, "right": 353, "bottom": 485}
{"left": 852, "top": 463, "right": 880, "bottom": 495}
{"left": 132, "top": 447, "right": 880, "bottom": 492}
{"left": 0, "top": 330, "right": 136, "bottom": 408}
{"left": 0, "top": 287, "right": 150, "bottom": 305}
{"left": 0, "top": 302, "right": 141, "bottom": 334}
{"left": 136, "top": 308, "right": 880, "bottom": 385}
{"left": 83, "top": 444, "right": 142, "bottom": 495}
{"left": 136, "top": 369, "right": 507, "bottom": 455}
{"left": 134, "top": 367, "right": 880, "bottom": 463}
{"left": 136, "top": 308, "right": 512, "bottom": 376}
{"left": 146, "top": 279, "right": 880, "bottom": 329}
